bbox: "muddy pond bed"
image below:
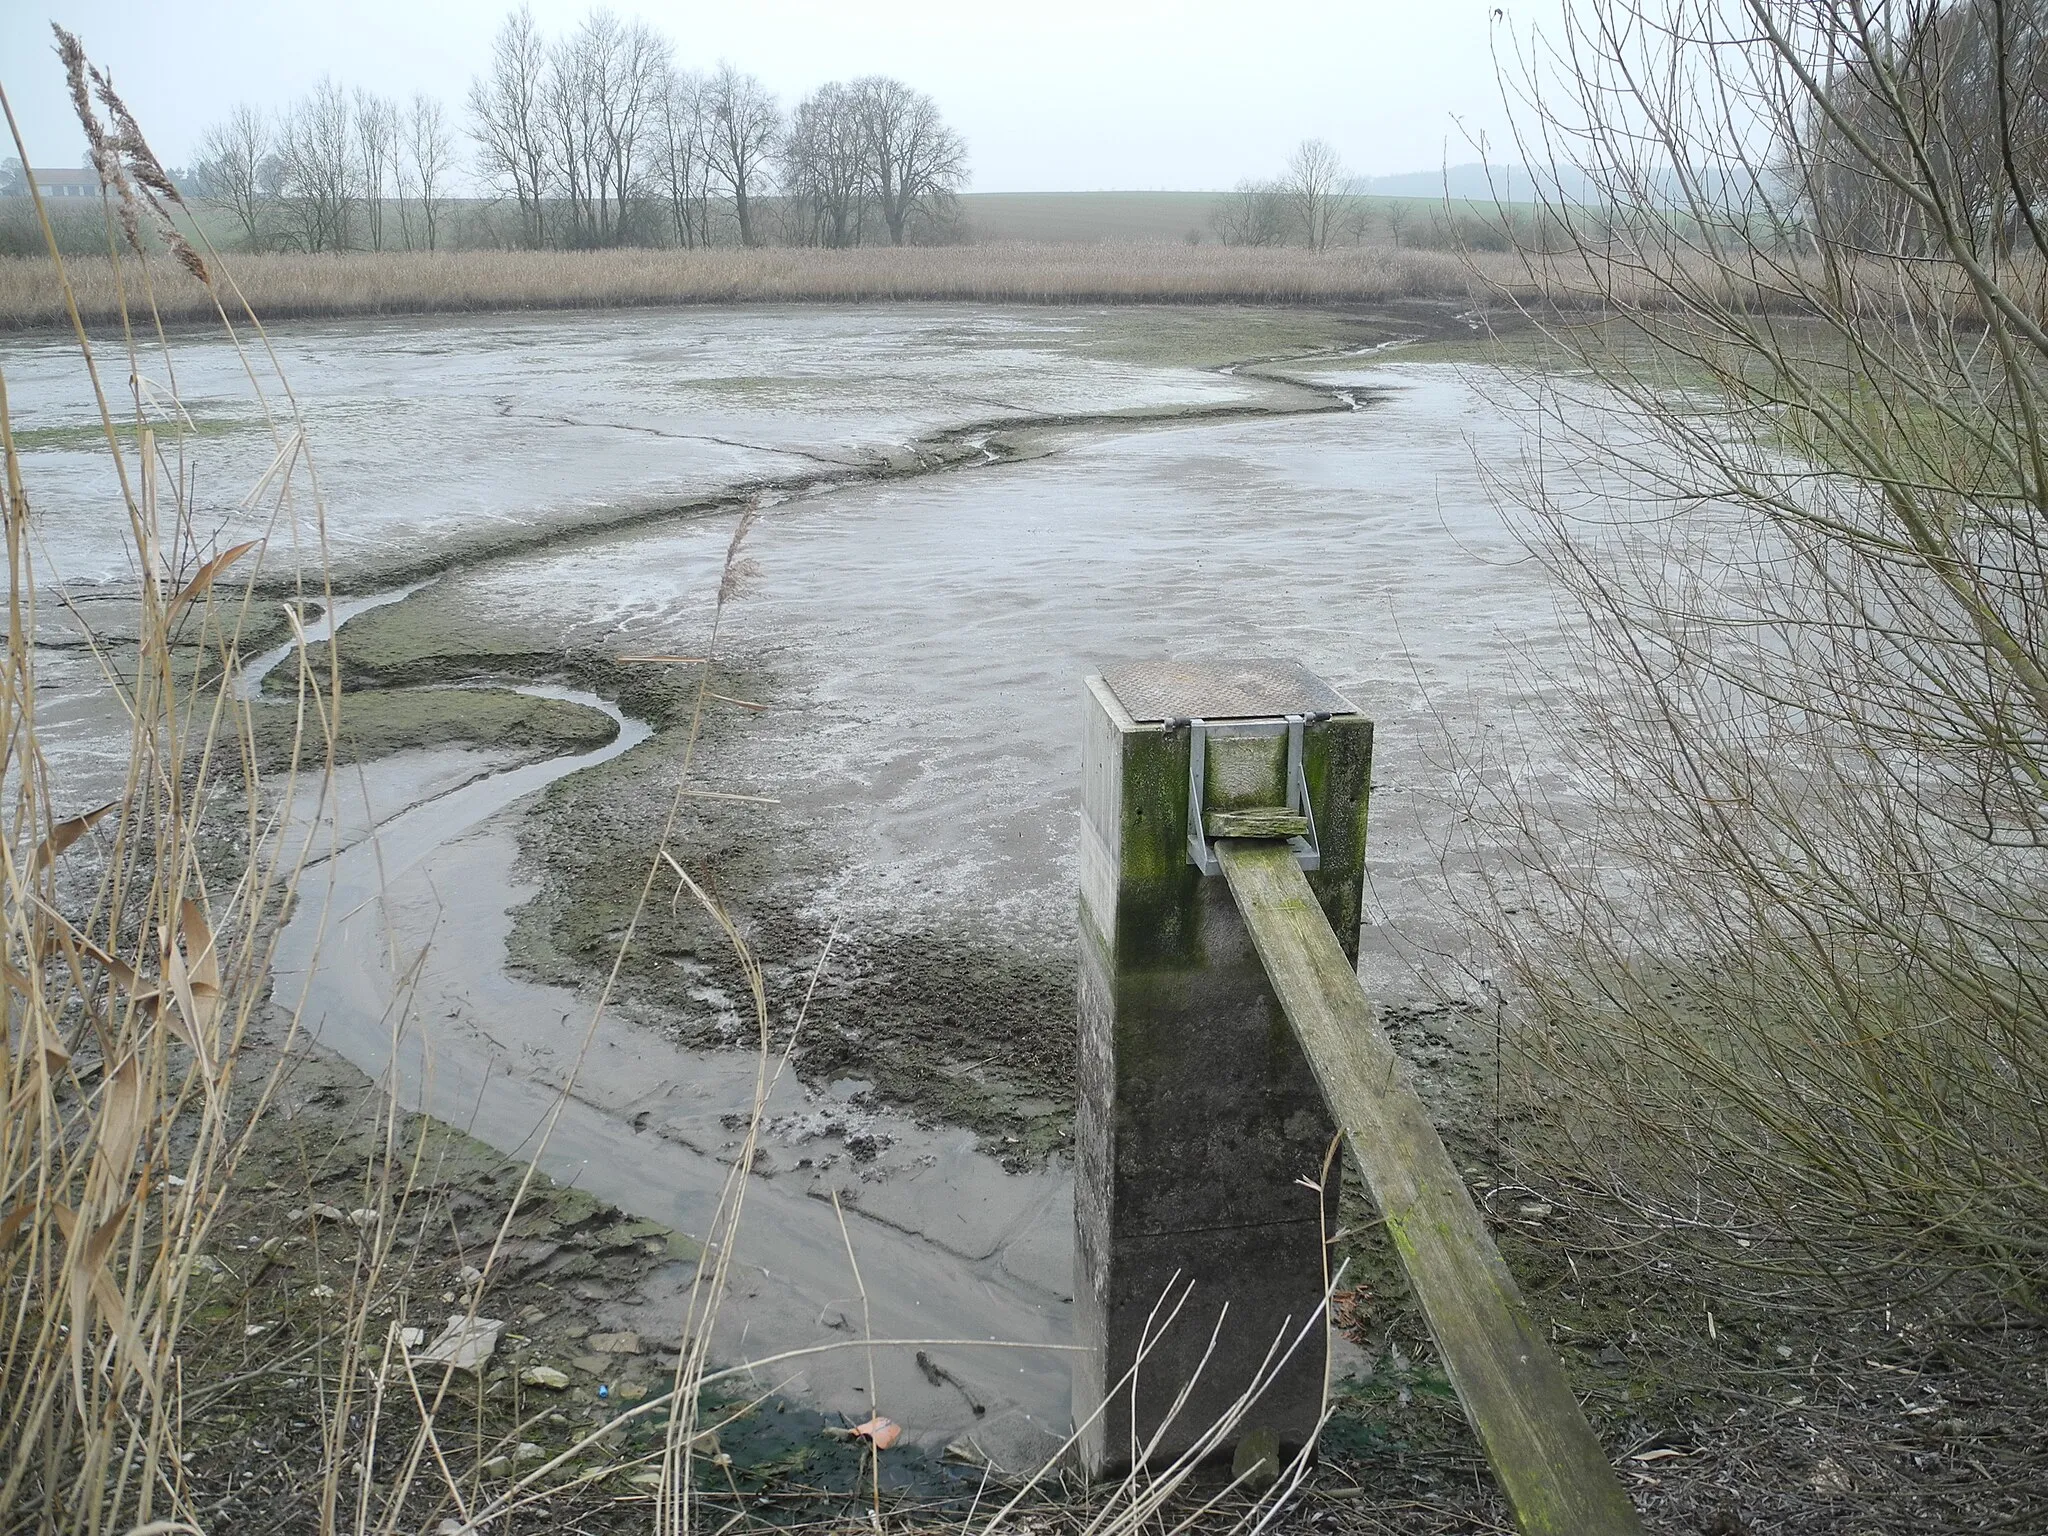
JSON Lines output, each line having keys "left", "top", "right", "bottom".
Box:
{"left": 9, "top": 301, "right": 1573, "bottom": 1466}
{"left": 14, "top": 299, "right": 2038, "bottom": 1532}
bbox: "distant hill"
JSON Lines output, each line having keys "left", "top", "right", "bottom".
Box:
{"left": 1350, "top": 163, "right": 1602, "bottom": 203}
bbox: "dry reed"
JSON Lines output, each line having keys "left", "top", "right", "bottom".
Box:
{"left": 0, "top": 242, "right": 1499, "bottom": 330}
{"left": 1, "top": 240, "right": 2017, "bottom": 337}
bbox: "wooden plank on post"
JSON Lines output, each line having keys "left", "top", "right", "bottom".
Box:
{"left": 1214, "top": 838, "right": 1643, "bottom": 1536}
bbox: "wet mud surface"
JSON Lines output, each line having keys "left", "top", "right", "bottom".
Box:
{"left": 285, "top": 336, "right": 1566, "bottom": 1167}
{"left": 10, "top": 301, "right": 1565, "bottom": 1454}
{"left": 20, "top": 303, "right": 2038, "bottom": 1531}
{"left": 5, "top": 302, "right": 1466, "bottom": 589}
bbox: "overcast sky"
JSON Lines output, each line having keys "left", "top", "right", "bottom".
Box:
{"left": 3, "top": 1, "right": 1553, "bottom": 192}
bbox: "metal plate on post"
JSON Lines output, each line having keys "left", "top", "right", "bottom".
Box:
{"left": 1101, "top": 659, "right": 1357, "bottom": 724}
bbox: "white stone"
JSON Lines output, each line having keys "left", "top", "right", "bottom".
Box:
{"left": 418, "top": 1314, "right": 504, "bottom": 1373}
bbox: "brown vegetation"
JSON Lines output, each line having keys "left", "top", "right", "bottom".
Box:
{"left": 0, "top": 242, "right": 1497, "bottom": 329}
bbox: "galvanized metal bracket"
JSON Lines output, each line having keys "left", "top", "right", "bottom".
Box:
{"left": 1185, "top": 715, "right": 1321, "bottom": 876}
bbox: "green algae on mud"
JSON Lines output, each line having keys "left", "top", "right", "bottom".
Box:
{"left": 286, "top": 594, "right": 700, "bottom": 727}
{"left": 274, "top": 581, "right": 1078, "bottom": 1158}
{"left": 247, "top": 685, "right": 620, "bottom": 773}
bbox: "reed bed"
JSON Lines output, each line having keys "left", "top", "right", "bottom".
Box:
{"left": 0, "top": 242, "right": 1501, "bottom": 330}
{"left": 3, "top": 239, "right": 2019, "bottom": 336}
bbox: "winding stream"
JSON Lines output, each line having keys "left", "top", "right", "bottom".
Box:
{"left": 260, "top": 604, "right": 1077, "bottom": 1464}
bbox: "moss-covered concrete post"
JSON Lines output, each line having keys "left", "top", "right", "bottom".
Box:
{"left": 1074, "top": 660, "right": 1372, "bottom": 1476}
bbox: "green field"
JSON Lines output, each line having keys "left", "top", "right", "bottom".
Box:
{"left": 955, "top": 189, "right": 1544, "bottom": 246}
{"left": 957, "top": 191, "right": 1228, "bottom": 243}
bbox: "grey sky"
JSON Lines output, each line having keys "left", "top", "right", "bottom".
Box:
{"left": 3, "top": 1, "right": 1550, "bottom": 193}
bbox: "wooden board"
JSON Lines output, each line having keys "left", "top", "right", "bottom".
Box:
{"left": 1216, "top": 838, "right": 1643, "bottom": 1536}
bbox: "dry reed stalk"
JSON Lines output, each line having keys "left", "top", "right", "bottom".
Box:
{"left": 1, "top": 242, "right": 2018, "bottom": 335}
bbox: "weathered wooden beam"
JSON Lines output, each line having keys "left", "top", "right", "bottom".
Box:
{"left": 1215, "top": 837, "right": 1643, "bottom": 1536}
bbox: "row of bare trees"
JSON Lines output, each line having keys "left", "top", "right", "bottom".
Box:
{"left": 194, "top": 83, "right": 456, "bottom": 254}
{"left": 466, "top": 8, "right": 965, "bottom": 249}
{"left": 193, "top": 5, "right": 969, "bottom": 252}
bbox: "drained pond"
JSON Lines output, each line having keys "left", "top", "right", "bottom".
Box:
{"left": 5, "top": 302, "right": 1580, "bottom": 1467}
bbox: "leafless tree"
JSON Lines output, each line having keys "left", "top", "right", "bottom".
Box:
{"left": 1796, "top": 0, "right": 2048, "bottom": 255}
{"left": 1284, "top": 137, "right": 1345, "bottom": 250}
{"left": 400, "top": 93, "right": 455, "bottom": 250}
{"left": 602, "top": 16, "right": 671, "bottom": 238}
{"left": 273, "top": 77, "right": 357, "bottom": 252}
{"left": 353, "top": 89, "right": 399, "bottom": 251}
{"left": 702, "top": 63, "right": 780, "bottom": 247}
{"left": 1474, "top": 0, "right": 2048, "bottom": 1291}
{"left": 849, "top": 76, "right": 967, "bottom": 245}
{"left": 539, "top": 10, "right": 668, "bottom": 247}
{"left": 196, "top": 102, "right": 271, "bottom": 250}
{"left": 1382, "top": 197, "right": 1413, "bottom": 248}
{"left": 652, "top": 66, "right": 714, "bottom": 247}
{"left": 783, "top": 81, "right": 869, "bottom": 247}
{"left": 469, "top": 5, "right": 552, "bottom": 247}
{"left": 1209, "top": 178, "right": 1289, "bottom": 245}
{"left": 542, "top": 21, "right": 601, "bottom": 244}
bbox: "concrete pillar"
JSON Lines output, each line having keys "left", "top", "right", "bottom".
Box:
{"left": 1074, "top": 660, "right": 1374, "bottom": 1477}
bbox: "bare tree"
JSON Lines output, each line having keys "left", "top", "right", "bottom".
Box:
{"left": 273, "top": 77, "right": 357, "bottom": 252}
{"left": 1284, "top": 137, "right": 1344, "bottom": 251}
{"left": 468, "top": 5, "right": 552, "bottom": 248}
{"left": 353, "top": 89, "right": 399, "bottom": 251}
{"left": 850, "top": 76, "right": 967, "bottom": 245}
{"left": 652, "top": 67, "right": 714, "bottom": 247}
{"left": 702, "top": 63, "right": 780, "bottom": 247}
{"left": 1382, "top": 197, "right": 1412, "bottom": 248}
{"left": 196, "top": 102, "right": 271, "bottom": 250}
{"left": 1209, "top": 178, "right": 1289, "bottom": 245}
{"left": 540, "top": 10, "right": 670, "bottom": 247}
{"left": 541, "top": 21, "right": 601, "bottom": 245}
{"left": 401, "top": 93, "right": 454, "bottom": 250}
{"left": 783, "top": 81, "right": 869, "bottom": 247}
{"left": 1790, "top": 0, "right": 2048, "bottom": 256}
{"left": 1477, "top": 0, "right": 2048, "bottom": 1290}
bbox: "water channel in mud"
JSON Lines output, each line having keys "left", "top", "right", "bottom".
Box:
{"left": 4, "top": 302, "right": 1581, "bottom": 1462}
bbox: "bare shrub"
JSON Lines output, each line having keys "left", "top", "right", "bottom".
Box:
{"left": 1477, "top": 0, "right": 2048, "bottom": 1293}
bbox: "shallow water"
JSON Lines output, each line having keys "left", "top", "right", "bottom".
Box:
{"left": 268, "top": 679, "right": 1076, "bottom": 1460}
{"left": 2, "top": 306, "right": 1291, "bottom": 588}
{"left": 422, "top": 360, "right": 1571, "bottom": 991}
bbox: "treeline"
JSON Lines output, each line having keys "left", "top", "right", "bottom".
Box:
{"left": 187, "top": 5, "right": 968, "bottom": 255}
